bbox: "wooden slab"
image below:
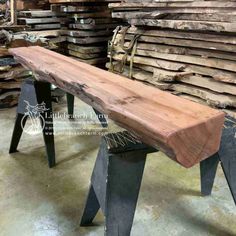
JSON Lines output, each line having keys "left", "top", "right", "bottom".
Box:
{"left": 9, "top": 46, "right": 225, "bottom": 168}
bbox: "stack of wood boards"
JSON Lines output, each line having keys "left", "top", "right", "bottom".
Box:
{"left": 108, "top": 1, "right": 236, "bottom": 118}
{"left": 50, "top": 0, "right": 122, "bottom": 66}
{"left": 0, "top": 47, "right": 31, "bottom": 109}
{"left": 18, "top": 10, "right": 66, "bottom": 31}
{"left": 17, "top": 10, "right": 67, "bottom": 51}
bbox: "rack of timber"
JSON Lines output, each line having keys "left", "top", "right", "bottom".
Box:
{"left": 17, "top": 10, "right": 67, "bottom": 52}
{"left": 50, "top": 0, "right": 123, "bottom": 66}
{"left": 108, "top": 0, "right": 236, "bottom": 118}
{"left": 0, "top": 46, "right": 30, "bottom": 109}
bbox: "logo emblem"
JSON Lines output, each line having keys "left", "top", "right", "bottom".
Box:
{"left": 21, "top": 100, "right": 48, "bottom": 135}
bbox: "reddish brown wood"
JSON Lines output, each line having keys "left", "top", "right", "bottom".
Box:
{"left": 9, "top": 46, "right": 225, "bottom": 168}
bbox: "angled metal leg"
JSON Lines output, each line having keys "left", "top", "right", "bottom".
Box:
{"left": 9, "top": 78, "right": 56, "bottom": 168}
{"left": 200, "top": 116, "right": 236, "bottom": 205}
{"left": 80, "top": 185, "right": 100, "bottom": 226}
{"left": 93, "top": 108, "right": 108, "bottom": 128}
{"left": 218, "top": 119, "right": 236, "bottom": 205}
{"left": 200, "top": 153, "right": 220, "bottom": 196}
{"left": 9, "top": 113, "right": 27, "bottom": 153}
{"left": 66, "top": 93, "right": 74, "bottom": 119}
{"left": 35, "top": 81, "right": 56, "bottom": 168}
{"left": 105, "top": 151, "right": 146, "bottom": 236}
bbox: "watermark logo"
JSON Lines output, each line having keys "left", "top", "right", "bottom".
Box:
{"left": 21, "top": 100, "right": 48, "bottom": 135}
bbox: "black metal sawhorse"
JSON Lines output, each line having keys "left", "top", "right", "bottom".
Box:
{"left": 9, "top": 78, "right": 56, "bottom": 168}
{"left": 80, "top": 118, "right": 236, "bottom": 236}
{"left": 9, "top": 79, "right": 108, "bottom": 168}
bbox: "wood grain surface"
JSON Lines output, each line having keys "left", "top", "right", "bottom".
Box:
{"left": 9, "top": 46, "right": 225, "bottom": 168}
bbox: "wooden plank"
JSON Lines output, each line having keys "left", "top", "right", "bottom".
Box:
{"left": 68, "top": 50, "right": 105, "bottom": 59}
{"left": 18, "top": 10, "right": 60, "bottom": 18}
{"left": 18, "top": 17, "right": 62, "bottom": 24}
{"left": 67, "top": 36, "right": 111, "bottom": 44}
{"left": 70, "top": 11, "right": 111, "bottom": 19}
{"left": 123, "top": 34, "right": 236, "bottom": 53}
{"left": 0, "top": 81, "right": 21, "bottom": 89}
{"left": 70, "top": 55, "right": 108, "bottom": 65}
{"left": 109, "top": 2, "right": 236, "bottom": 9}
{"left": 10, "top": 46, "right": 225, "bottom": 168}
{"left": 74, "top": 18, "right": 118, "bottom": 25}
{"left": 66, "top": 30, "right": 113, "bottom": 37}
{"left": 69, "top": 23, "right": 120, "bottom": 30}
{"left": 0, "top": 66, "right": 30, "bottom": 80}
{"left": 50, "top": 0, "right": 119, "bottom": 3}
{"left": 120, "top": 42, "right": 236, "bottom": 61}
{"left": 127, "top": 27, "right": 236, "bottom": 45}
{"left": 163, "top": 13, "right": 236, "bottom": 22}
{"left": 0, "top": 91, "right": 20, "bottom": 109}
{"left": 20, "top": 30, "right": 62, "bottom": 38}
{"left": 32, "top": 24, "right": 61, "bottom": 30}
{"left": 51, "top": 4, "right": 109, "bottom": 13}
{"left": 110, "top": 54, "right": 236, "bottom": 84}
{"left": 68, "top": 44, "right": 106, "bottom": 53}
{"left": 130, "top": 50, "right": 236, "bottom": 72}
{"left": 0, "top": 48, "right": 9, "bottom": 57}
{"left": 112, "top": 9, "right": 236, "bottom": 19}
{"left": 111, "top": 64, "right": 236, "bottom": 96}
{"left": 160, "top": 83, "right": 236, "bottom": 108}
{"left": 129, "top": 19, "right": 236, "bottom": 33}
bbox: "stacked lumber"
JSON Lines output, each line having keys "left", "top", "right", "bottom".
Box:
{"left": 0, "top": 47, "right": 31, "bottom": 109}
{"left": 17, "top": 10, "right": 66, "bottom": 31}
{"left": 17, "top": 10, "right": 67, "bottom": 51}
{"left": 50, "top": 0, "right": 123, "bottom": 66}
{"left": 108, "top": 1, "right": 236, "bottom": 118}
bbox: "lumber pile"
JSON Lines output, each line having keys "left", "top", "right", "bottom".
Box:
{"left": 108, "top": 1, "right": 236, "bottom": 118}
{"left": 50, "top": 0, "right": 123, "bottom": 66}
{"left": 0, "top": 47, "right": 31, "bottom": 109}
{"left": 17, "top": 10, "right": 66, "bottom": 31}
{"left": 10, "top": 46, "right": 225, "bottom": 168}
{"left": 17, "top": 10, "right": 67, "bottom": 51}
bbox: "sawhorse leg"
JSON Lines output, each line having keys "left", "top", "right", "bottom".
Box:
{"left": 200, "top": 116, "right": 236, "bottom": 204}
{"left": 9, "top": 78, "right": 56, "bottom": 168}
{"left": 66, "top": 93, "right": 108, "bottom": 127}
{"left": 66, "top": 93, "right": 74, "bottom": 119}
{"left": 80, "top": 131, "right": 156, "bottom": 236}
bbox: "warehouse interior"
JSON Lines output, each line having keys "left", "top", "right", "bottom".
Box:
{"left": 0, "top": 1, "right": 235, "bottom": 236}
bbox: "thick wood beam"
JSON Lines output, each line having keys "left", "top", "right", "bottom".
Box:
{"left": 9, "top": 46, "right": 225, "bottom": 168}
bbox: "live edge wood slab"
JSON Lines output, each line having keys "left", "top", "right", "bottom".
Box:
{"left": 9, "top": 46, "right": 225, "bottom": 168}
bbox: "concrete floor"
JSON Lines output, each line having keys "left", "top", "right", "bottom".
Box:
{"left": 0, "top": 98, "right": 235, "bottom": 236}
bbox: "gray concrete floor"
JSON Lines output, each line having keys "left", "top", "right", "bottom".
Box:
{"left": 0, "top": 98, "right": 235, "bottom": 236}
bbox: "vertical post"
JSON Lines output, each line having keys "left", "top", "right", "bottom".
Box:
{"left": 10, "top": 0, "right": 17, "bottom": 25}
